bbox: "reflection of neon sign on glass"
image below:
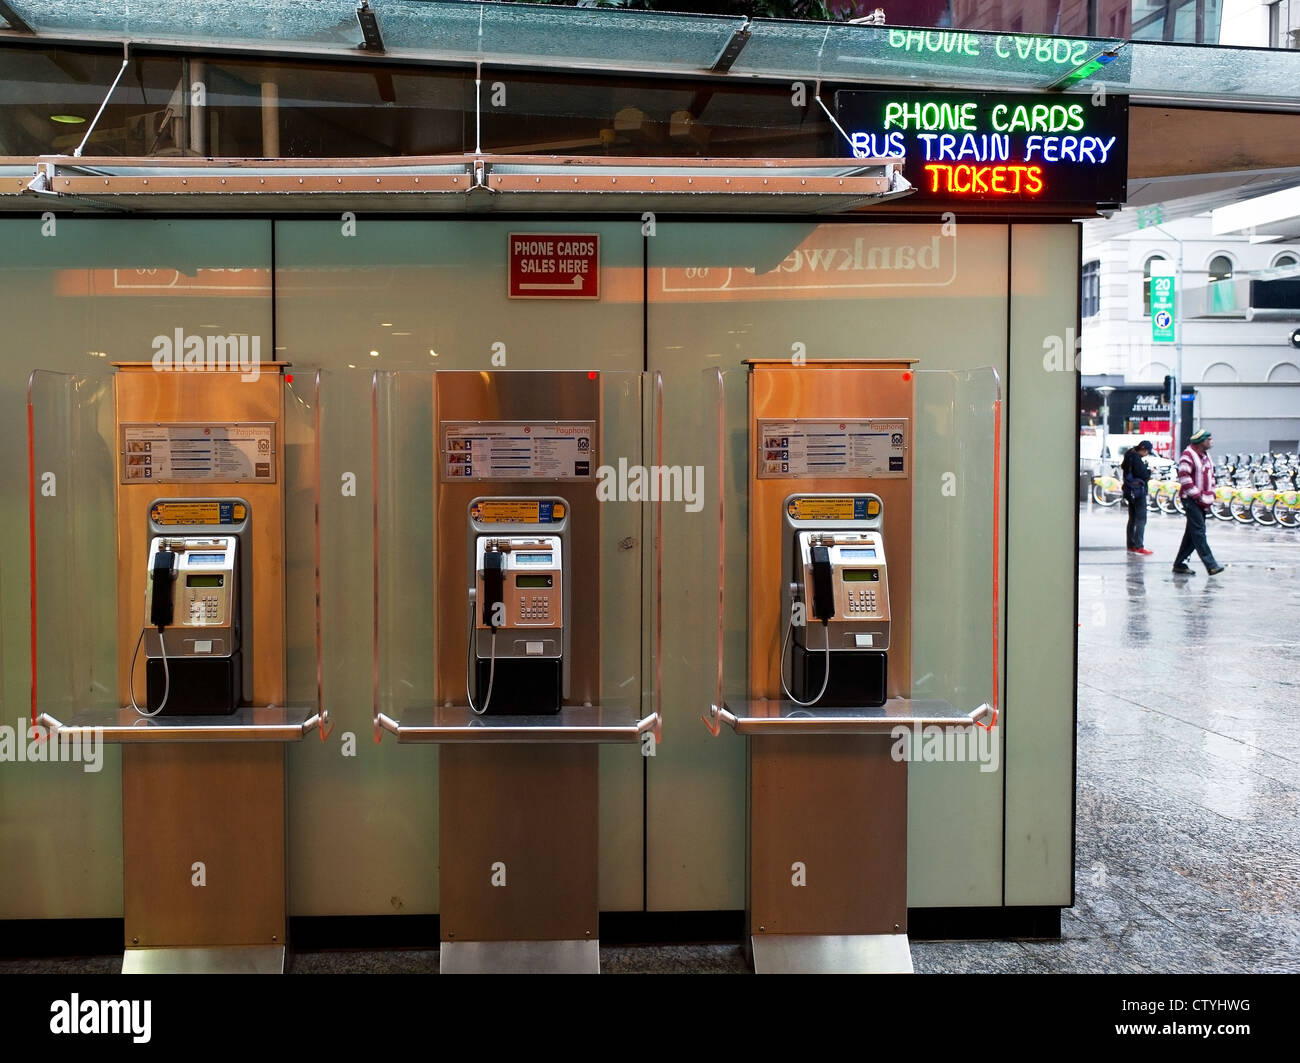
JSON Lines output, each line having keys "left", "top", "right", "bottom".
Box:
{"left": 886, "top": 29, "right": 1096, "bottom": 67}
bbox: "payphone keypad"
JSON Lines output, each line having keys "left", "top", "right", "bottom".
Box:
{"left": 519, "top": 593, "right": 553, "bottom": 623}
{"left": 847, "top": 587, "right": 879, "bottom": 615}
{"left": 477, "top": 536, "right": 563, "bottom": 631}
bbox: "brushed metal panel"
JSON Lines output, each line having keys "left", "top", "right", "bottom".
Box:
{"left": 381, "top": 703, "right": 651, "bottom": 742}
{"left": 39, "top": 705, "right": 318, "bottom": 742}
{"left": 123, "top": 945, "right": 285, "bottom": 974}
{"left": 440, "top": 939, "right": 599, "bottom": 974}
{"left": 749, "top": 734, "right": 906, "bottom": 936}
{"left": 751, "top": 933, "right": 913, "bottom": 974}
{"left": 432, "top": 371, "right": 602, "bottom": 707}
{"left": 439, "top": 743, "right": 598, "bottom": 942}
{"left": 720, "top": 697, "right": 991, "bottom": 733}
{"left": 122, "top": 743, "right": 286, "bottom": 948}
{"left": 746, "top": 361, "right": 913, "bottom": 703}
{"left": 114, "top": 365, "right": 287, "bottom": 710}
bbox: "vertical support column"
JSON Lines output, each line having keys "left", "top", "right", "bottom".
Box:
{"left": 186, "top": 58, "right": 206, "bottom": 157}
{"left": 261, "top": 78, "right": 280, "bottom": 158}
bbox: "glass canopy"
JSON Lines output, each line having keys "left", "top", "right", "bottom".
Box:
{"left": 2, "top": 1, "right": 1298, "bottom": 109}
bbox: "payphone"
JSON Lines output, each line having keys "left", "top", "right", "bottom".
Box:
{"left": 780, "top": 493, "right": 892, "bottom": 708}
{"left": 129, "top": 500, "right": 249, "bottom": 716}
{"left": 466, "top": 497, "right": 569, "bottom": 715}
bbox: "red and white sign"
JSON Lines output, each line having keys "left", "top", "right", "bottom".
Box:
{"left": 1140, "top": 421, "right": 1174, "bottom": 458}
{"left": 508, "top": 233, "right": 599, "bottom": 299}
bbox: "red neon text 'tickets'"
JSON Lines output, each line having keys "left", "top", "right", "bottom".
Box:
{"left": 924, "top": 163, "right": 1044, "bottom": 196}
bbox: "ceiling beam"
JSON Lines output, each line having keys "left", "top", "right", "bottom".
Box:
{"left": 1130, "top": 105, "right": 1300, "bottom": 181}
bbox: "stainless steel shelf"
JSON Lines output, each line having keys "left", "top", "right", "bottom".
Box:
{"left": 36, "top": 705, "right": 322, "bottom": 743}
{"left": 377, "top": 704, "right": 653, "bottom": 743}
{"left": 715, "top": 698, "right": 993, "bottom": 735}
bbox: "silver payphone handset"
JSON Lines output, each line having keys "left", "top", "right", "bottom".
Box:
{"left": 466, "top": 498, "right": 569, "bottom": 715}
{"left": 130, "top": 535, "right": 240, "bottom": 716}
{"left": 780, "top": 494, "right": 891, "bottom": 708}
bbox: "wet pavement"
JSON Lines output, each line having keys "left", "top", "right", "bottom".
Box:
{"left": 3, "top": 501, "right": 1296, "bottom": 974}
{"left": 1050, "top": 501, "right": 1300, "bottom": 974}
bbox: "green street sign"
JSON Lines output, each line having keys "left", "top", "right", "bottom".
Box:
{"left": 1151, "top": 270, "right": 1176, "bottom": 344}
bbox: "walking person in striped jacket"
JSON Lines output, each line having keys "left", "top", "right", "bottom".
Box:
{"left": 1173, "top": 428, "right": 1225, "bottom": 576}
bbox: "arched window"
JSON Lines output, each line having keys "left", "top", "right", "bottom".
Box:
{"left": 1266, "top": 362, "right": 1300, "bottom": 383}
{"left": 1142, "top": 255, "right": 1168, "bottom": 317}
{"left": 1208, "top": 254, "right": 1235, "bottom": 313}
{"left": 1202, "top": 362, "right": 1238, "bottom": 383}
{"left": 1272, "top": 252, "right": 1299, "bottom": 271}
{"left": 1208, "top": 255, "right": 1234, "bottom": 283}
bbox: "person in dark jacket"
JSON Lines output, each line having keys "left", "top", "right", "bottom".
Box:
{"left": 1121, "top": 439, "right": 1154, "bottom": 554}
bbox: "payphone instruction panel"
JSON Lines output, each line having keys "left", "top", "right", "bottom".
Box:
{"left": 443, "top": 421, "right": 595, "bottom": 481}
{"left": 120, "top": 423, "right": 275, "bottom": 484}
{"left": 757, "top": 418, "right": 909, "bottom": 479}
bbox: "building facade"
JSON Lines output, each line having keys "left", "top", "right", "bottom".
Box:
{"left": 1080, "top": 211, "right": 1300, "bottom": 454}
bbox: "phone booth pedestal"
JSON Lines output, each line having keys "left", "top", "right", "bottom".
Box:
{"left": 439, "top": 743, "right": 599, "bottom": 973}
{"left": 373, "top": 369, "right": 660, "bottom": 974}
{"left": 713, "top": 361, "right": 990, "bottom": 973}
{"left": 121, "top": 744, "right": 287, "bottom": 973}
{"left": 748, "top": 733, "right": 908, "bottom": 972}
{"left": 98, "top": 364, "right": 314, "bottom": 973}
{"left": 378, "top": 706, "right": 653, "bottom": 973}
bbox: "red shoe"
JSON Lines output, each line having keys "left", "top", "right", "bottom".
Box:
{"left": 1134, "top": 548, "right": 1153, "bottom": 555}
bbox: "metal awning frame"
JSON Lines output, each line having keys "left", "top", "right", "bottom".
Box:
{"left": 0, "top": 152, "right": 914, "bottom": 214}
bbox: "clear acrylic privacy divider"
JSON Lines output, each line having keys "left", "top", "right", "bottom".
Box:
{"left": 704, "top": 363, "right": 1000, "bottom": 733}
{"left": 641, "top": 371, "right": 665, "bottom": 744}
{"left": 27, "top": 367, "right": 322, "bottom": 740}
{"left": 698, "top": 366, "right": 744, "bottom": 737}
{"left": 707, "top": 365, "right": 755, "bottom": 725}
{"left": 27, "top": 370, "right": 117, "bottom": 730}
{"left": 284, "top": 369, "right": 329, "bottom": 741}
{"left": 372, "top": 370, "right": 659, "bottom": 742}
{"left": 371, "top": 369, "right": 436, "bottom": 738}
{"left": 603, "top": 370, "right": 661, "bottom": 739}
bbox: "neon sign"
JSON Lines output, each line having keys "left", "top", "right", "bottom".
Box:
{"left": 836, "top": 91, "right": 1128, "bottom": 205}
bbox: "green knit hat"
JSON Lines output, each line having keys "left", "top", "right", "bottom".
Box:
{"left": 1190, "top": 429, "right": 1212, "bottom": 445}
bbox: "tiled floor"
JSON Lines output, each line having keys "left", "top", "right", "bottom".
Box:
{"left": 4, "top": 503, "right": 1297, "bottom": 974}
